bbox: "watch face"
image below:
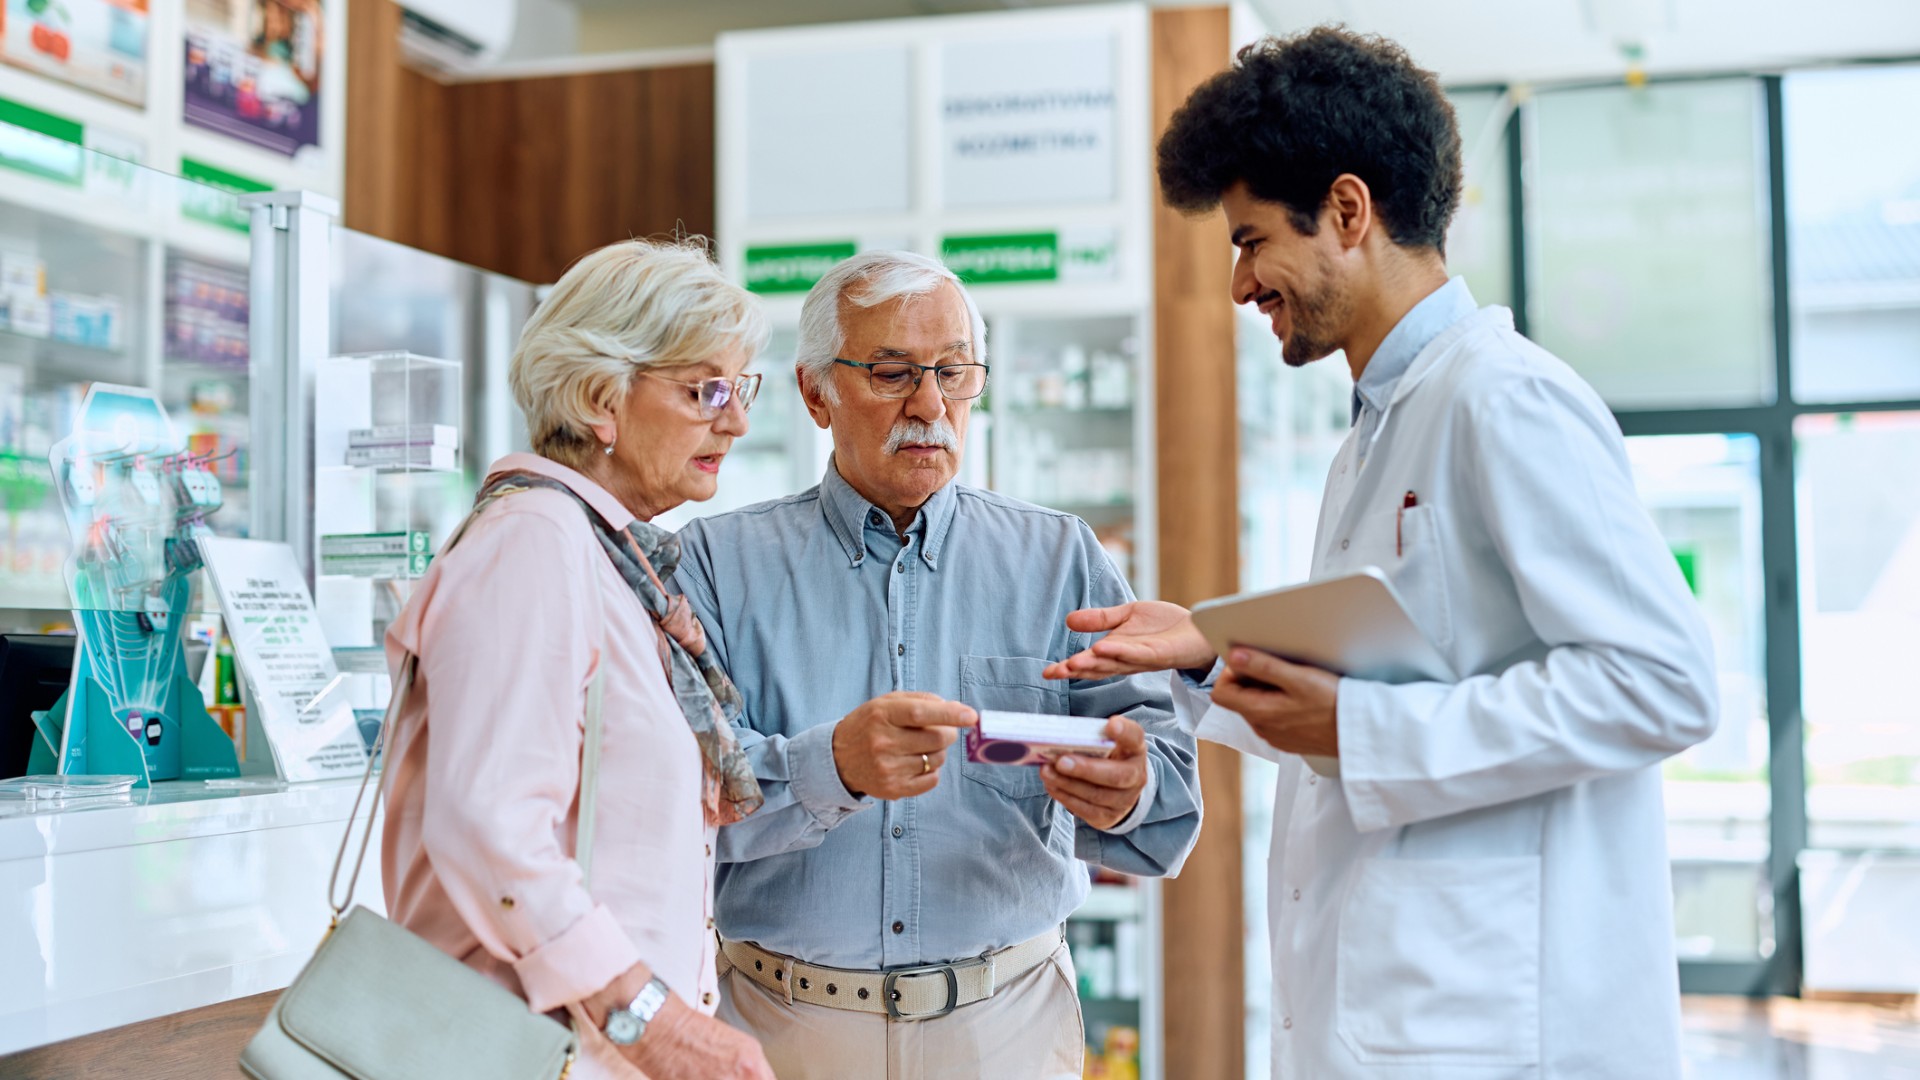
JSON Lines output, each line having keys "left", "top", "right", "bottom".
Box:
{"left": 606, "top": 1010, "right": 642, "bottom": 1046}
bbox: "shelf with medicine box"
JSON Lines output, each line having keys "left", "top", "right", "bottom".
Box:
{"left": 311, "top": 352, "right": 465, "bottom": 748}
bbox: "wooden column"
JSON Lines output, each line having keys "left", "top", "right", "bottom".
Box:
{"left": 1152, "top": 7, "right": 1244, "bottom": 1080}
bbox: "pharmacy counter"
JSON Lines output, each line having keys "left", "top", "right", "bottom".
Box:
{"left": 0, "top": 779, "right": 382, "bottom": 1054}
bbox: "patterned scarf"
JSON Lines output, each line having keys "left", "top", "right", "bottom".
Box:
{"left": 473, "top": 471, "right": 764, "bottom": 826}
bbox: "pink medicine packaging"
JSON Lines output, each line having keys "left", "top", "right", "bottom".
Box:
{"left": 964, "top": 711, "right": 1116, "bottom": 767}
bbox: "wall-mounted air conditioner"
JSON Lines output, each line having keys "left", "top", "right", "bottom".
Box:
{"left": 398, "top": 0, "right": 518, "bottom": 74}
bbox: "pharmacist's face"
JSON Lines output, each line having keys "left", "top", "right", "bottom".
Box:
{"left": 604, "top": 348, "right": 752, "bottom": 519}
{"left": 1222, "top": 182, "right": 1352, "bottom": 368}
{"left": 806, "top": 284, "right": 975, "bottom": 522}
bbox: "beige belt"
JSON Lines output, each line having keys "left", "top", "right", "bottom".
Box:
{"left": 720, "top": 928, "right": 1062, "bottom": 1021}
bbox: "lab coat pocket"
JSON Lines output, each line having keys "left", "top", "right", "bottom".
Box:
{"left": 1336, "top": 855, "right": 1541, "bottom": 1066}
{"left": 1384, "top": 503, "right": 1454, "bottom": 654}
{"left": 958, "top": 654, "right": 1064, "bottom": 800}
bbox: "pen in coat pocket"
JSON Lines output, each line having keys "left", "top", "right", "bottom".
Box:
{"left": 1397, "top": 491, "right": 1418, "bottom": 557}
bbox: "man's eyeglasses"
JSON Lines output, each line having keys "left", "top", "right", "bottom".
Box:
{"left": 832, "top": 359, "right": 990, "bottom": 401}
{"left": 638, "top": 371, "right": 762, "bottom": 420}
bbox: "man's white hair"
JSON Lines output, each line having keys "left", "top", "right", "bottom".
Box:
{"left": 794, "top": 250, "right": 988, "bottom": 405}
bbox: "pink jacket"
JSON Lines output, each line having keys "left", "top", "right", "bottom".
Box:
{"left": 382, "top": 453, "right": 719, "bottom": 1079}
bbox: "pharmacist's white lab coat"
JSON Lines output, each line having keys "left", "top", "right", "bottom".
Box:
{"left": 1178, "top": 303, "right": 1718, "bottom": 1079}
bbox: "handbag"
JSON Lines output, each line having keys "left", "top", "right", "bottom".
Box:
{"left": 240, "top": 524, "right": 613, "bottom": 1080}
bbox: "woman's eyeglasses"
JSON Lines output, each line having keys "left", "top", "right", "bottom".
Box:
{"left": 832, "top": 359, "right": 990, "bottom": 400}
{"left": 638, "top": 371, "right": 762, "bottom": 420}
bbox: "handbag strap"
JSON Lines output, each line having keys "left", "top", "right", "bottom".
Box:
{"left": 328, "top": 487, "right": 612, "bottom": 918}
{"left": 328, "top": 658, "right": 608, "bottom": 917}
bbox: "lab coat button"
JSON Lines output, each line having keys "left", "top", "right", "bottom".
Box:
{"left": 1292, "top": 889, "right": 1301, "bottom": 901}
{"left": 1308, "top": 775, "right": 1318, "bottom": 786}
{"left": 1283, "top": 1017, "right": 1293, "bottom": 1030}
{"left": 1340, "top": 539, "right": 1350, "bottom": 550}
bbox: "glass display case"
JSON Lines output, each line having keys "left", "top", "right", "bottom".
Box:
{"left": 312, "top": 352, "right": 465, "bottom": 730}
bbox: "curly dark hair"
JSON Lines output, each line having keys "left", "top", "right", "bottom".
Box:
{"left": 1156, "top": 26, "right": 1462, "bottom": 252}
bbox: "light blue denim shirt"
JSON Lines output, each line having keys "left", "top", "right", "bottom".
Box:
{"left": 1352, "top": 277, "right": 1479, "bottom": 464}
{"left": 672, "top": 462, "right": 1202, "bottom": 969}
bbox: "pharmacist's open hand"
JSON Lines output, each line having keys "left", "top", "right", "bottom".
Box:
{"left": 1041, "top": 716, "right": 1150, "bottom": 830}
{"left": 1043, "top": 601, "right": 1215, "bottom": 681}
{"left": 832, "top": 692, "right": 977, "bottom": 800}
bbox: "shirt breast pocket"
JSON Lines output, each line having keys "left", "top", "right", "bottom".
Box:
{"left": 958, "top": 654, "right": 1065, "bottom": 801}
{"left": 1375, "top": 502, "right": 1455, "bottom": 655}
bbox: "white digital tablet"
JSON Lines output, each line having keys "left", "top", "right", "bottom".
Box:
{"left": 1190, "top": 566, "right": 1455, "bottom": 686}
{"left": 1189, "top": 568, "right": 1454, "bottom": 779}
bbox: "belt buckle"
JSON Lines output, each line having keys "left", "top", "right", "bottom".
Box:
{"left": 881, "top": 956, "right": 987, "bottom": 1021}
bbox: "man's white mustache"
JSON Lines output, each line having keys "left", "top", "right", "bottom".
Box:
{"left": 884, "top": 419, "right": 960, "bottom": 455}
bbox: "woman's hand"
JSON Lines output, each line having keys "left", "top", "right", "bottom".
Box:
{"left": 585, "top": 964, "right": 774, "bottom": 1080}
{"left": 623, "top": 995, "right": 774, "bottom": 1080}
{"left": 1042, "top": 601, "right": 1215, "bottom": 681}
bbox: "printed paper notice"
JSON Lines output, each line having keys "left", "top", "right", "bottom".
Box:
{"left": 200, "top": 537, "right": 367, "bottom": 781}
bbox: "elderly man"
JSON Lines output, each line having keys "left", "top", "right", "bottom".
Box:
{"left": 671, "top": 250, "right": 1201, "bottom": 1080}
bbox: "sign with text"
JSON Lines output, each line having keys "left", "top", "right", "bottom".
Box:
{"left": 744, "top": 241, "right": 857, "bottom": 294}
{"left": 201, "top": 537, "right": 367, "bottom": 782}
{"left": 940, "top": 32, "right": 1118, "bottom": 210}
{"left": 942, "top": 227, "right": 1118, "bottom": 285}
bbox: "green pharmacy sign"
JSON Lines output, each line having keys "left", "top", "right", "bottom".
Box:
{"left": 0, "top": 96, "right": 85, "bottom": 186}
{"left": 744, "top": 242, "right": 857, "bottom": 294}
{"left": 942, "top": 232, "right": 1058, "bottom": 284}
{"left": 180, "top": 158, "right": 272, "bottom": 233}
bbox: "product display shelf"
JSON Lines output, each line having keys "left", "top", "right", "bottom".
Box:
{"left": 311, "top": 352, "right": 465, "bottom": 735}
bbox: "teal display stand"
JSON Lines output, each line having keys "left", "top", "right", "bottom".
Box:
{"left": 34, "top": 384, "right": 241, "bottom": 788}
{"left": 26, "top": 668, "right": 238, "bottom": 784}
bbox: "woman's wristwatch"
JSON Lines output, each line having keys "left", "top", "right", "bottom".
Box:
{"left": 604, "top": 977, "right": 671, "bottom": 1046}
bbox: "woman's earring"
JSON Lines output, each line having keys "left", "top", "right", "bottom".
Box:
{"left": 604, "top": 440, "right": 616, "bottom": 456}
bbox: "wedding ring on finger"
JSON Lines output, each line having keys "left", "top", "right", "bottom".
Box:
{"left": 921, "top": 752, "right": 931, "bottom": 775}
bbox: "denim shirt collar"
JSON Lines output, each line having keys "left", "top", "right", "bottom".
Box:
{"left": 1351, "top": 276, "right": 1478, "bottom": 423}
{"left": 819, "top": 455, "right": 957, "bottom": 571}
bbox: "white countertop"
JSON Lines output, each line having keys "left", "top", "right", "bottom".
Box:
{"left": 0, "top": 777, "right": 386, "bottom": 1055}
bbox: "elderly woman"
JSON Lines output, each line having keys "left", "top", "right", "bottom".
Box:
{"left": 380, "top": 239, "right": 775, "bottom": 1080}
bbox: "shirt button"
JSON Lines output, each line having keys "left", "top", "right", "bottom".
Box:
{"left": 705, "top": 844, "right": 712, "bottom": 857}
{"left": 706, "top": 917, "right": 715, "bottom": 929}
{"left": 897, "top": 643, "right": 905, "bottom": 656}
{"left": 1293, "top": 889, "right": 1302, "bottom": 901}
{"left": 891, "top": 921, "right": 905, "bottom": 934}
{"left": 896, "top": 562, "right": 905, "bottom": 573}
{"left": 1309, "top": 775, "right": 1318, "bottom": 786}
{"left": 892, "top": 825, "right": 904, "bottom": 838}
{"left": 702, "top": 992, "right": 715, "bottom": 1006}
{"left": 1283, "top": 1017, "right": 1293, "bottom": 1031}
{"left": 871, "top": 512, "right": 884, "bottom": 526}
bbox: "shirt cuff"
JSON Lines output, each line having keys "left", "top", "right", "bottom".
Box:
{"left": 1100, "top": 754, "right": 1160, "bottom": 836}
{"left": 1335, "top": 677, "right": 1391, "bottom": 834}
{"left": 511, "top": 902, "right": 643, "bottom": 1014}
{"left": 1178, "top": 658, "right": 1224, "bottom": 690}
{"left": 785, "top": 720, "right": 871, "bottom": 825}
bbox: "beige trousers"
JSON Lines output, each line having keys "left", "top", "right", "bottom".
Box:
{"left": 717, "top": 944, "right": 1085, "bottom": 1080}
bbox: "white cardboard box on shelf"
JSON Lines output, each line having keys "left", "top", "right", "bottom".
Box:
{"left": 344, "top": 443, "right": 457, "bottom": 470}
{"left": 347, "top": 423, "right": 459, "bottom": 449}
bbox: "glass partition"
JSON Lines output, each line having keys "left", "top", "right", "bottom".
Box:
{"left": 1785, "top": 65, "right": 1920, "bottom": 405}
{"left": 0, "top": 117, "right": 254, "bottom": 619}
{"left": 1525, "top": 80, "right": 1776, "bottom": 409}
{"left": 1796, "top": 411, "right": 1920, "bottom": 852}
{"left": 1626, "top": 434, "right": 1772, "bottom": 962}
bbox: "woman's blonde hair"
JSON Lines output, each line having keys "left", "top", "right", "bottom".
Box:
{"left": 510, "top": 237, "right": 769, "bottom": 468}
